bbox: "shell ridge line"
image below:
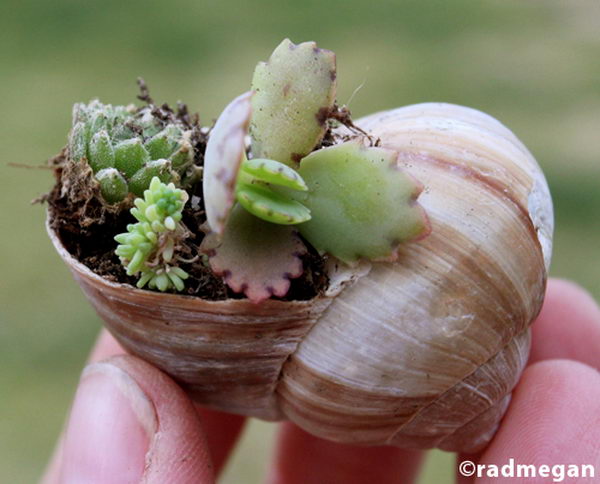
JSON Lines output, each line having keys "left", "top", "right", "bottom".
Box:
{"left": 271, "top": 260, "right": 375, "bottom": 411}
{"left": 436, "top": 393, "right": 511, "bottom": 452}
{"left": 385, "top": 326, "right": 531, "bottom": 446}
{"left": 261, "top": 297, "right": 335, "bottom": 418}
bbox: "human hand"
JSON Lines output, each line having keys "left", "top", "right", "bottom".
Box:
{"left": 41, "top": 279, "right": 600, "bottom": 484}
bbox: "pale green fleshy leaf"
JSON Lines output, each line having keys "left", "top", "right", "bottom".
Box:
{"left": 68, "top": 122, "right": 88, "bottom": 162}
{"left": 144, "top": 126, "right": 181, "bottom": 160}
{"left": 250, "top": 39, "right": 336, "bottom": 167}
{"left": 114, "top": 138, "right": 150, "bottom": 178}
{"left": 236, "top": 182, "right": 311, "bottom": 224}
{"left": 129, "top": 159, "right": 174, "bottom": 196}
{"left": 88, "top": 130, "right": 115, "bottom": 172}
{"left": 295, "top": 140, "right": 430, "bottom": 264}
{"left": 241, "top": 158, "right": 307, "bottom": 191}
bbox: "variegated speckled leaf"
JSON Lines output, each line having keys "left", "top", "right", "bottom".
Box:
{"left": 241, "top": 158, "right": 307, "bottom": 191}
{"left": 200, "top": 204, "right": 306, "bottom": 303}
{"left": 295, "top": 140, "right": 430, "bottom": 264}
{"left": 250, "top": 39, "right": 336, "bottom": 167}
{"left": 236, "top": 182, "right": 311, "bottom": 225}
{"left": 203, "top": 91, "right": 253, "bottom": 235}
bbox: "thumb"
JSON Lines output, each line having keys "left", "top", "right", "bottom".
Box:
{"left": 57, "top": 355, "right": 214, "bottom": 484}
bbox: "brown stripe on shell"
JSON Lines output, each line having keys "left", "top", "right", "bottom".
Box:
{"left": 277, "top": 357, "right": 435, "bottom": 445}
{"left": 399, "top": 151, "right": 540, "bottom": 244}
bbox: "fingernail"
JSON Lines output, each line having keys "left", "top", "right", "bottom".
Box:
{"left": 61, "top": 361, "right": 157, "bottom": 484}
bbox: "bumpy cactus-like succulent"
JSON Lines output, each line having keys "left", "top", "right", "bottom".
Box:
{"left": 69, "top": 100, "right": 195, "bottom": 204}
{"left": 114, "top": 177, "right": 189, "bottom": 291}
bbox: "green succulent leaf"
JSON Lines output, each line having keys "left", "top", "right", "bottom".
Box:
{"left": 201, "top": 204, "right": 306, "bottom": 303}
{"left": 250, "top": 39, "right": 337, "bottom": 167}
{"left": 95, "top": 168, "right": 128, "bottom": 204}
{"left": 169, "top": 137, "right": 194, "bottom": 170}
{"left": 295, "top": 140, "right": 430, "bottom": 264}
{"left": 68, "top": 121, "right": 88, "bottom": 162}
{"left": 145, "top": 126, "right": 180, "bottom": 160}
{"left": 236, "top": 182, "right": 311, "bottom": 225}
{"left": 88, "top": 130, "right": 115, "bottom": 172}
{"left": 114, "top": 138, "right": 150, "bottom": 178}
{"left": 241, "top": 158, "right": 308, "bottom": 191}
{"left": 72, "top": 103, "right": 89, "bottom": 124}
{"left": 129, "top": 159, "right": 174, "bottom": 196}
{"left": 203, "top": 91, "right": 253, "bottom": 235}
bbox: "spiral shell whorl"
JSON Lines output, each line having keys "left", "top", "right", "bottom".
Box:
{"left": 276, "top": 103, "right": 553, "bottom": 451}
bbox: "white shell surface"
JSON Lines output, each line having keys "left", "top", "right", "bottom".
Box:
{"left": 276, "top": 103, "right": 553, "bottom": 450}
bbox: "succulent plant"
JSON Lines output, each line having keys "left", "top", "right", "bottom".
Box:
{"left": 68, "top": 100, "right": 196, "bottom": 204}
{"left": 114, "top": 177, "right": 189, "bottom": 291}
{"left": 201, "top": 39, "right": 430, "bottom": 302}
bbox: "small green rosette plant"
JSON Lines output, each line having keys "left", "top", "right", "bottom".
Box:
{"left": 114, "top": 177, "right": 189, "bottom": 291}
{"left": 68, "top": 98, "right": 197, "bottom": 203}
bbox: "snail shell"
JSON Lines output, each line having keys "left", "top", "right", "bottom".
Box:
{"left": 48, "top": 103, "right": 553, "bottom": 452}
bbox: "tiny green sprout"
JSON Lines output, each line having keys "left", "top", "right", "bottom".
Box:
{"left": 114, "top": 177, "right": 189, "bottom": 292}
{"left": 68, "top": 100, "right": 197, "bottom": 204}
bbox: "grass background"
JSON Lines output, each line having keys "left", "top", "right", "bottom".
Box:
{"left": 1, "top": 0, "right": 599, "bottom": 482}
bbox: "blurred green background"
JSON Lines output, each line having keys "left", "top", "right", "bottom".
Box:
{"left": 1, "top": 0, "right": 599, "bottom": 482}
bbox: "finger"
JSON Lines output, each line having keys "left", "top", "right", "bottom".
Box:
{"left": 41, "top": 331, "right": 126, "bottom": 484}
{"left": 458, "top": 360, "right": 600, "bottom": 483}
{"left": 90, "top": 330, "right": 247, "bottom": 474}
{"left": 194, "top": 406, "right": 246, "bottom": 475}
{"left": 42, "top": 330, "right": 245, "bottom": 483}
{"left": 88, "top": 329, "right": 126, "bottom": 362}
{"left": 59, "top": 355, "right": 215, "bottom": 484}
{"left": 530, "top": 279, "right": 600, "bottom": 369}
{"left": 267, "top": 421, "right": 424, "bottom": 484}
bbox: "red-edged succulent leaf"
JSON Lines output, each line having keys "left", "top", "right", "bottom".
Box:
{"left": 201, "top": 204, "right": 307, "bottom": 303}
{"left": 203, "top": 91, "right": 253, "bottom": 235}
{"left": 295, "top": 140, "right": 430, "bottom": 265}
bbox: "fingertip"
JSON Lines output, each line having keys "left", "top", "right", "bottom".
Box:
{"left": 268, "top": 422, "right": 423, "bottom": 484}
{"left": 60, "top": 355, "right": 214, "bottom": 484}
{"left": 530, "top": 279, "right": 600, "bottom": 368}
{"left": 89, "top": 329, "right": 125, "bottom": 363}
{"left": 194, "top": 406, "right": 246, "bottom": 476}
{"left": 479, "top": 359, "right": 600, "bottom": 474}
{"left": 545, "top": 279, "right": 600, "bottom": 317}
